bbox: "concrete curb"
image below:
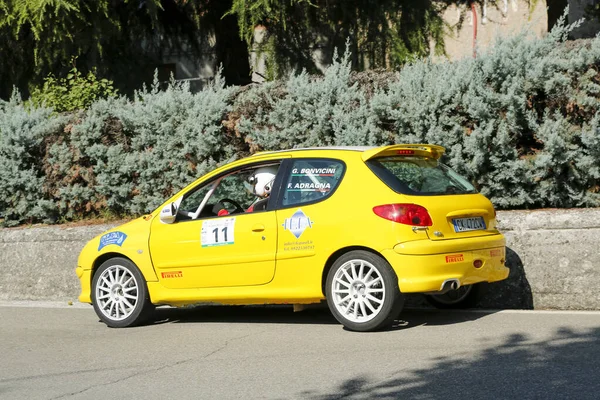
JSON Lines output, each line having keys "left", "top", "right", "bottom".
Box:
{"left": 1, "top": 209, "right": 599, "bottom": 309}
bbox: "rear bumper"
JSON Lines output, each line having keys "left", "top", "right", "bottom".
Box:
{"left": 382, "top": 234, "right": 509, "bottom": 293}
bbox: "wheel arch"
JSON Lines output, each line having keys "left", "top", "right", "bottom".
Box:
{"left": 321, "top": 246, "right": 385, "bottom": 296}
{"left": 91, "top": 252, "right": 136, "bottom": 279}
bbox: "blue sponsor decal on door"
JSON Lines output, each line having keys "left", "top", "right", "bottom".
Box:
{"left": 282, "top": 209, "right": 313, "bottom": 239}
{"left": 98, "top": 231, "right": 128, "bottom": 251}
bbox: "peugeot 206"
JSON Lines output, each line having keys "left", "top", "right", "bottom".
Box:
{"left": 76, "top": 144, "right": 509, "bottom": 332}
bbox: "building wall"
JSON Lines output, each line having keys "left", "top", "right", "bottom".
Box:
{"left": 439, "top": 0, "right": 548, "bottom": 61}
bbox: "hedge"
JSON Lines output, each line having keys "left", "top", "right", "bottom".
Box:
{"left": 1, "top": 16, "right": 599, "bottom": 226}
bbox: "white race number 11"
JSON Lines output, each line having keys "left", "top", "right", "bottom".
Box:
{"left": 201, "top": 217, "right": 236, "bottom": 247}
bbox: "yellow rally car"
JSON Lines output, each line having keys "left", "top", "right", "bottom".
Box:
{"left": 76, "top": 144, "right": 508, "bottom": 332}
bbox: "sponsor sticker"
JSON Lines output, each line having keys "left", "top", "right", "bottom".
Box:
{"left": 287, "top": 167, "right": 337, "bottom": 192}
{"left": 286, "top": 182, "right": 331, "bottom": 192}
{"left": 283, "top": 239, "right": 315, "bottom": 252}
{"left": 490, "top": 249, "right": 503, "bottom": 258}
{"left": 445, "top": 254, "right": 464, "bottom": 263}
{"left": 282, "top": 209, "right": 313, "bottom": 239}
{"left": 161, "top": 271, "right": 183, "bottom": 279}
{"left": 292, "top": 167, "right": 337, "bottom": 176}
{"left": 201, "top": 217, "right": 236, "bottom": 247}
{"left": 98, "top": 231, "right": 127, "bottom": 251}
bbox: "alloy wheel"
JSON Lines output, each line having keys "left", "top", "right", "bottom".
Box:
{"left": 95, "top": 264, "right": 139, "bottom": 321}
{"left": 331, "top": 259, "right": 386, "bottom": 323}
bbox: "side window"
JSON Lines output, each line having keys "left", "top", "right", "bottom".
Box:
{"left": 211, "top": 171, "right": 257, "bottom": 208}
{"left": 178, "top": 183, "right": 214, "bottom": 218}
{"left": 177, "top": 162, "right": 281, "bottom": 221}
{"left": 281, "top": 159, "right": 344, "bottom": 207}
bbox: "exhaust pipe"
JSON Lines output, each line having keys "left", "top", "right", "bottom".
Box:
{"left": 447, "top": 279, "right": 459, "bottom": 291}
{"left": 425, "top": 279, "right": 461, "bottom": 295}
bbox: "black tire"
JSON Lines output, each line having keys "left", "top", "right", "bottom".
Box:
{"left": 91, "top": 257, "right": 154, "bottom": 328}
{"left": 424, "top": 282, "right": 488, "bottom": 309}
{"left": 326, "top": 250, "right": 404, "bottom": 332}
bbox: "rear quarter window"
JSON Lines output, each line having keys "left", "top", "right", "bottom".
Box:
{"left": 366, "top": 156, "right": 477, "bottom": 196}
{"left": 281, "top": 159, "right": 345, "bottom": 206}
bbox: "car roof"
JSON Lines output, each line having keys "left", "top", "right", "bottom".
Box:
{"left": 156, "top": 143, "right": 444, "bottom": 209}
{"left": 252, "top": 144, "right": 445, "bottom": 161}
{"left": 252, "top": 146, "right": 376, "bottom": 156}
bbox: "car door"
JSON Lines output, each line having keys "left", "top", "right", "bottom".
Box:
{"left": 275, "top": 158, "right": 346, "bottom": 261}
{"left": 149, "top": 163, "right": 281, "bottom": 289}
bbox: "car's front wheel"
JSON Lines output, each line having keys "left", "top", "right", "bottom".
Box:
{"left": 326, "top": 250, "right": 404, "bottom": 332}
{"left": 91, "top": 257, "right": 154, "bottom": 328}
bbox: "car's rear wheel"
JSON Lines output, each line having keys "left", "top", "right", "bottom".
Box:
{"left": 91, "top": 257, "right": 154, "bottom": 328}
{"left": 424, "top": 282, "right": 488, "bottom": 309}
{"left": 326, "top": 250, "right": 404, "bottom": 332}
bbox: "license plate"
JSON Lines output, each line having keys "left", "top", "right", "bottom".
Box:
{"left": 452, "top": 217, "right": 486, "bottom": 232}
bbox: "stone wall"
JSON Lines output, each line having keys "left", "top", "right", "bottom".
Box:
{"left": 491, "top": 209, "right": 600, "bottom": 310}
{"left": 0, "top": 224, "right": 115, "bottom": 302}
{"left": 1, "top": 209, "right": 599, "bottom": 310}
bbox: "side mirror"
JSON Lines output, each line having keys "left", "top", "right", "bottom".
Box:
{"left": 159, "top": 197, "right": 182, "bottom": 224}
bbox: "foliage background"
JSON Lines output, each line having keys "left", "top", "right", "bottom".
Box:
{"left": 1, "top": 18, "right": 600, "bottom": 226}
{"left": 0, "top": 0, "right": 247, "bottom": 98}
{"left": 0, "top": 0, "right": 543, "bottom": 99}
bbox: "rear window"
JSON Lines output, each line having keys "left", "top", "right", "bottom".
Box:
{"left": 366, "top": 156, "right": 477, "bottom": 196}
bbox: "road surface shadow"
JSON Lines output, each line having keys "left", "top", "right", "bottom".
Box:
{"left": 149, "top": 304, "right": 496, "bottom": 331}
{"left": 481, "top": 246, "right": 534, "bottom": 309}
{"left": 299, "top": 325, "right": 600, "bottom": 399}
{"left": 152, "top": 304, "right": 338, "bottom": 326}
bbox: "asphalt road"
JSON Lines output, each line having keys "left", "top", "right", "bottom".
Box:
{"left": 1, "top": 303, "right": 600, "bottom": 400}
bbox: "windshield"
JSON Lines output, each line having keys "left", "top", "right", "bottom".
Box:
{"left": 366, "top": 156, "right": 477, "bottom": 196}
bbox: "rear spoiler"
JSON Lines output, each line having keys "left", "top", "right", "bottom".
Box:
{"left": 361, "top": 144, "right": 445, "bottom": 161}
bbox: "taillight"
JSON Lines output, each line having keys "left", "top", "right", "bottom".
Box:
{"left": 373, "top": 204, "right": 433, "bottom": 226}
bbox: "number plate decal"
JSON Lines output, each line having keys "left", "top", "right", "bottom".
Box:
{"left": 201, "top": 217, "right": 236, "bottom": 247}
{"left": 452, "top": 217, "right": 486, "bottom": 233}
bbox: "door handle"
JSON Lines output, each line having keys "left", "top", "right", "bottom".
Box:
{"left": 252, "top": 224, "right": 265, "bottom": 232}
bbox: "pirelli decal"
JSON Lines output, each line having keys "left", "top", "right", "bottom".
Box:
{"left": 445, "top": 254, "right": 464, "bottom": 263}
{"left": 161, "top": 271, "right": 183, "bottom": 279}
{"left": 490, "top": 249, "right": 503, "bottom": 258}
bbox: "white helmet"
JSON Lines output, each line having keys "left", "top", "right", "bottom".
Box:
{"left": 246, "top": 166, "right": 278, "bottom": 198}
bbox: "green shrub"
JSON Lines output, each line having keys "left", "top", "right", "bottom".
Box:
{"left": 0, "top": 91, "right": 64, "bottom": 226}
{"left": 368, "top": 15, "right": 600, "bottom": 208}
{"left": 29, "top": 66, "right": 117, "bottom": 113}
{"left": 237, "top": 47, "right": 381, "bottom": 150}
{"left": 43, "top": 74, "right": 236, "bottom": 219}
{"left": 2, "top": 13, "right": 600, "bottom": 226}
